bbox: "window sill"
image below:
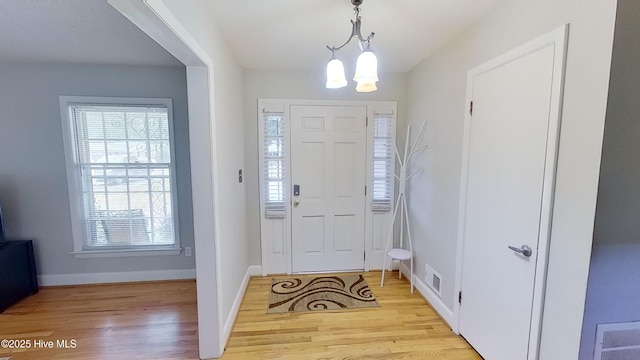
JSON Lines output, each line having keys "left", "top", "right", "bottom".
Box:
{"left": 71, "top": 248, "right": 182, "bottom": 259}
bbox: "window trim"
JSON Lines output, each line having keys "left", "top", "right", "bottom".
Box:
{"left": 59, "top": 96, "right": 181, "bottom": 258}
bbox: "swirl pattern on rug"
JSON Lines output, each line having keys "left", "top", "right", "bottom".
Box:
{"left": 267, "top": 274, "right": 379, "bottom": 314}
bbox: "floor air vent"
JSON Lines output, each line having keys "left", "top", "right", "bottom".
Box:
{"left": 595, "top": 322, "right": 640, "bottom": 360}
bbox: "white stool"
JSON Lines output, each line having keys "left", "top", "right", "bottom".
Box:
{"left": 381, "top": 248, "right": 413, "bottom": 293}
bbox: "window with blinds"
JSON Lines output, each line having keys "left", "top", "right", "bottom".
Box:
{"left": 372, "top": 113, "right": 393, "bottom": 212}
{"left": 67, "top": 102, "right": 177, "bottom": 249}
{"left": 263, "top": 111, "right": 286, "bottom": 218}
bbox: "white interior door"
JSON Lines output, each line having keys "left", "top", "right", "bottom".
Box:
{"left": 458, "top": 29, "right": 566, "bottom": 360}
{"left": 291, "top": 105, "right": 366, "bottom": 273}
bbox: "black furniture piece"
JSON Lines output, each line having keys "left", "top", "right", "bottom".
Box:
{"left": 0, "top": 240, "right": 38, "bottom": 313}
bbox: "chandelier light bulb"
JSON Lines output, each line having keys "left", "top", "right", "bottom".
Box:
{"left": 355, "top": 80, "right": 378, "bottom": 93}
{"left": 326, "top": 57, "right": 348, "bottom": 89}
{"left": 353, "top": 49, "right": 379, "bottom": 84}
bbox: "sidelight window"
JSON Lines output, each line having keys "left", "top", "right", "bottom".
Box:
{"left": 262, "top": 111, "right": 286, "bottom": 217}
{"left": 371, "top": 113, "right": 393, "bottom": 211}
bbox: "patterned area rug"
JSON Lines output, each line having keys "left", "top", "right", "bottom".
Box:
{"left": 267, "top": 274, "right": 380, "bottom": 314}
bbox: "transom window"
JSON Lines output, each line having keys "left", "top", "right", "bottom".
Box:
{"left": 60, "top": 97, "right": 179, "bottom": 255}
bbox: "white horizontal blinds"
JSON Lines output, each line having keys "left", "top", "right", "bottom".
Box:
{"left": 69, "top": 104, "right": 175, "bottom": 248}
{"left": 263, "top": 111, "right": 286, "bottom": 218}
{"left": 372, "top": 113, "right": 393, "bottom": 212}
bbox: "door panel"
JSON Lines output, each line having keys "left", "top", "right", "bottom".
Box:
{"left": 459, "top": 44, "right": 557, "bottom": 360}
{"left": 334, "top": 215, "right": 356, "bottom": 252}
{"left": 291, "top": 105, "right": 366, "bottom": 273}
{"left": 302, "top": 142, "right": 325, "bottom": 198}
{"left": 302, "top": 216, "right": 324, "bottom": 253}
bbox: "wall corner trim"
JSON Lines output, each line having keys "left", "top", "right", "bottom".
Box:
{"left": 247, "top": 265, "right": 263, "bottom": 276}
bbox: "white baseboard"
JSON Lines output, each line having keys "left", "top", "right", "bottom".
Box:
{"left": 400, "top": 263, "right": 455, "bottom": 328}
{"left": 247, "top": 265, "right": 263, "bottom": 276}
{"left": 222, "top": 265, "right": 262, "bottom": 345}
{"left": 38, "top": 269, "right": 196, "bottom": 286}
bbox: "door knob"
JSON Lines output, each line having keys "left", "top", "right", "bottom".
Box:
{"left": 293, "top": 199, "right": 300, "bottom": 207}
{"left": 508, "top": 244, "right": 533, "bottom": 257}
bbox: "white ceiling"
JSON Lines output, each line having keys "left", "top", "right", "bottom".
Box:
{"left": 0, "top": 0, "right": 499, "bottom": 73}
{"left": 0, "top": 0, "right": 181, "bottom": 66}
{"left": 209, "top": 0, "right": 500, "bottom": 73}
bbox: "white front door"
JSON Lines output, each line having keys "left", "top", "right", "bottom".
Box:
{"left": 458, "top": 28, "right": 566, "bottom": 360}
{"left": 291, "top": 105, "right": 367, "bottom": 273}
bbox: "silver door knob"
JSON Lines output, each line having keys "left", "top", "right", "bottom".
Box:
{"left": 293, "top": 199, "right": 300, "bottom": 207}
{"left": 508, "top": 244, "right": 532, "bottom": 257}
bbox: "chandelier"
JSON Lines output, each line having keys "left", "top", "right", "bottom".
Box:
{"left": 325, "top": 0, "right": 378, "bottom": 92}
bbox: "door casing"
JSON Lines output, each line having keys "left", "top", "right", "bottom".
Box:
{"left": 258, "top": 100, "right": 397, "bottom": 275}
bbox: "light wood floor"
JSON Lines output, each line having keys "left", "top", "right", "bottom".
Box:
{"left": 222, "top": 272, "right": 481, "bottom": 359}
{"left": 0, "top": 272, "right": 481, "bottom": 359}
{"left": 0, "top": 280, "right": 199, "bottom": 360}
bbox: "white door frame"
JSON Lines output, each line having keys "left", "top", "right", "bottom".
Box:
{"left": 453, "top": 25, "right": 568, "bottom": 360}
{"left": 107, "top": 1, "right": 225, "bottom": 358}
{"left": 258, "top": 99, "right": 397, "bottom": 275}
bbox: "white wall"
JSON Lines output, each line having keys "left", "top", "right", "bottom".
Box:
{"left": 404, "top": 0, "right": 617, "bottom": 359}
{"left": 0, "top": 63, "right": 195, "bottom": 277}
{"left": 581, "top": 1, "right": 640, "bottom": 358}
{"left": 156, "top": 1, "right": 250, "bottom": 356}
{"left": 243, "top": 69, "right": 407, "bottom": 264}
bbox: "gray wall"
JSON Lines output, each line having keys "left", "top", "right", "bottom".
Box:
{"left": 0, "top": 63, "right": 195, "bottom": 275}
{"left": 580, "top": 244, "right": 640, "bottom": 360}
{"left": 592, "top": 0, "right": 640, "bottom": 246}
{"left": 580, "top": 1, "right": 640, "bottom": 358}
{"left": 243, "top": 69, "right": 408, "bottom": 265}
